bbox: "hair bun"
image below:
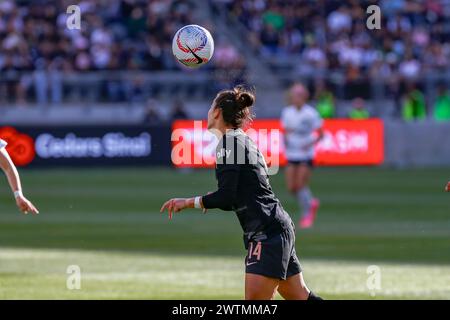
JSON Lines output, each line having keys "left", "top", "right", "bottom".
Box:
{"left": 236, "top": 91, "right": 255, "bottom": 110}
{"left": 214, "top": 85, "right": 255, "bottom": 128}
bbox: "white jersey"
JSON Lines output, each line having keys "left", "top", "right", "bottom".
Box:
{"left": 0, "top": 139, "right": 6, "bottom": 149}
{"left": 281, "top": 104, "right": 323, "bottom": 161}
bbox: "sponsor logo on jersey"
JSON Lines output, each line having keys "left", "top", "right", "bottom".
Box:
{"left": 216, "top": 148, "right": 231, "bottom": 159}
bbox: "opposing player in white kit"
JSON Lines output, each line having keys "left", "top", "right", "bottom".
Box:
{"left": 0, "top": 139, "right": 39, "bottom": 214}
{"left": 281, "top": 83, "right": 323, "bottom": 229}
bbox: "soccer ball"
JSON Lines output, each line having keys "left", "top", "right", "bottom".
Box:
{"left": 172, "top": 25, "right": 214, "bottom": 68}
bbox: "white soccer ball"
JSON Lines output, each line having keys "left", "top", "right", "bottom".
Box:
{"left": 172, "top": 25, "right": 214, "bottom": 68}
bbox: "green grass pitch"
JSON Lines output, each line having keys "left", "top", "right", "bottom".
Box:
{"left": 0, "top": 167, "right": 449, "bottom": 299}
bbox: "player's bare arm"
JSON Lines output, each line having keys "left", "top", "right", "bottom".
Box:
{"left": 0, "top": 147, "right": 39, "bottom": 215}
{"left": 302, "top": 127, "right": 324, "bottom": 150}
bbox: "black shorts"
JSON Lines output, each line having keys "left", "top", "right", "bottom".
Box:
{"left": 244, "top": 227, "right": 302, "bottom": 280}
{"left": 287, "top": 159, "right": 314, "bottom": 168}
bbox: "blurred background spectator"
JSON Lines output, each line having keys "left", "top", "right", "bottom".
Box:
{"left": 143, "top": 98, "right": 162, "bottom": 125}
{"left": 402, "top": 83, "right": 426, "bottom": 121}
{"left": 434, "top": 84, "right": 450, "bottom": 122}
{"left": 348, "top": 97, "right": 369, "bottom": 119}
{"left": 314, "top": 79, "right": 335, "bottom": 119}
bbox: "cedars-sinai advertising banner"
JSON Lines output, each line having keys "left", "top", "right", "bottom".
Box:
{"left": 171, "top": 119, "right": 384, "bottom": 168}
{"left": 0, "top": 125, "right": 172, "bottom": 167}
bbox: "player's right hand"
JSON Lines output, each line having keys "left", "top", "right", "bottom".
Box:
{"left": 16, "top": 195, "right": 39, "bottom": 215}
{"left": 160, "top": 198, "right": 187, "bottom": 219}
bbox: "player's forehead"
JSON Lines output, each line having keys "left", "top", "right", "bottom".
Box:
{"left": 290, "top": 84, "right": 307, "bottom": 96}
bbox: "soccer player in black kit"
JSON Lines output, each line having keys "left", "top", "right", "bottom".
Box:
{"left": 161, "top": 86, "right": 321, "bottom": 300}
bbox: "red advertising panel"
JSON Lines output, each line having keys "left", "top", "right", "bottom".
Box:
{"left": 314, "top": 119, "right": 384, "bottom": 165}
{"left": 171, "top": 119, "right": 384, "bottom": 167}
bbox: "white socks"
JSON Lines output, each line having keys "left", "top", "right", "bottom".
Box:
{"left": 297, "top": 187, "right": 312, "bottom": 217}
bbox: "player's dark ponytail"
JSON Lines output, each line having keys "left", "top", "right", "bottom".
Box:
{"left": 214, "top": 86, "right": 255, "bottom": 128}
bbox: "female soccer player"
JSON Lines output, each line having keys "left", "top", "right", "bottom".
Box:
{"left": 0, "top": 139, "right": 39, "bottom": 214}
{"left": 160, "top": 86, "right": 321, "bottom": 300}
{"left": 281, "top": 83, "right": 323, "bottom": 229}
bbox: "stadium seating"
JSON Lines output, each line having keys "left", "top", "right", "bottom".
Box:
{"left": 0, "top": 0, "right": 449, "bottom": 120}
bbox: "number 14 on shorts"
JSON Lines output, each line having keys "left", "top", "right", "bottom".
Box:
{"left": 247, "top": 241, "right": 262, "bottom": 266}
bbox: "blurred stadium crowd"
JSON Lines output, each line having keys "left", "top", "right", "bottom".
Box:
{"left": 0, "top": 0, "right": 246, "bottom": 104}
{"left": 224, "top": 0, "right": 450, "bottom": 76}
{"left": 215, "top": 0, "right": 450, "bottom": 120}
{"left": 0, "top": 0, "right": 449, "bottom": 121}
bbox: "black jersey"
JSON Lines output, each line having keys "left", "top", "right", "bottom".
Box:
{"left": 202, "top": 129, "right": 294, "bottom": 243}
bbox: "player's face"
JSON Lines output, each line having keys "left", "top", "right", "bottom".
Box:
{"left": 290, "top": 85, "right": 308, "bottom": 107}
{"left": 207, "top": 103, "right": 220, "bottom": 130}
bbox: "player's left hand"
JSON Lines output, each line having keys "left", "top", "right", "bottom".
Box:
{"left": 160, "top": 198, "right": 187, "bottom": 219}
{"left": 16, "top": 195, "right": 39, "bottom": 215}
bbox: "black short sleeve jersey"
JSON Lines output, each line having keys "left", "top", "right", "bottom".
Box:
{"left": 202, "top": 129, "right": 293, "bottom": 240}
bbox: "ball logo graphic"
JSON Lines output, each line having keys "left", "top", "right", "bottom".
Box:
{"left": 0, "top": 127, "right": 36, "bottom": 166}
{"left": 172, "top": 25, "right": 214, "bottom": 68}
